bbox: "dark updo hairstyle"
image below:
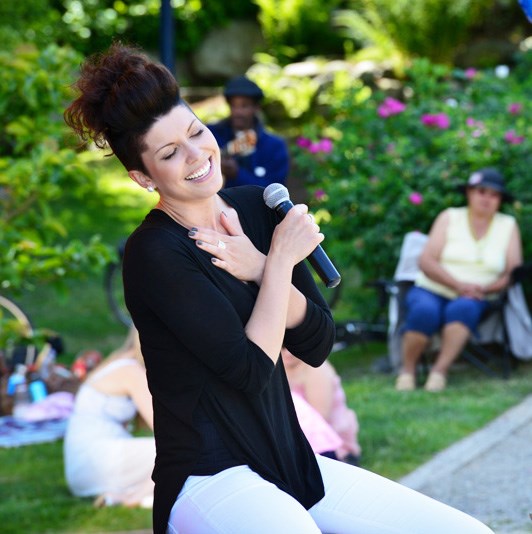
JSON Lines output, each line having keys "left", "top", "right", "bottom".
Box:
{"left": 64, "top": 43, "right": 181, "bottom": 174}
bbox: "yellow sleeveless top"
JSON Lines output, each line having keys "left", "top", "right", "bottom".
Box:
{"left": 416, "top": 207, "right": 515, "bottom": 299}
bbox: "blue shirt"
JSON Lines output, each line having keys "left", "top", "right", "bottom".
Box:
{"left": 208, "top": 118, "right": 289, "bottom": 188}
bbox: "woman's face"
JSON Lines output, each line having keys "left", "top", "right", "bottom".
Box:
{"left": 135, "top": 104, "right": 223, "bottom": 201}
{"left": 466, "top": 186, "right": 502, "bottom": 217}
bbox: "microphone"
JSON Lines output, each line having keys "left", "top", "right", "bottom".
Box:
{"left": 263, "top": 183, "right": 341, "bottom": 289}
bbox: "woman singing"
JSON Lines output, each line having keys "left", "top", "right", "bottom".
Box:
{"left": 64, "top": 43, "right": 493, "bottom": 534}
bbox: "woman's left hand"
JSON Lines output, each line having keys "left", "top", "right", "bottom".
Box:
{"left": 189, "top": 209, "right": 266, "bottom": 284}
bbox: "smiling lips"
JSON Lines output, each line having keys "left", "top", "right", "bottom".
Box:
{"left": 185, "top": 159, "right": 212, "bottom": 181}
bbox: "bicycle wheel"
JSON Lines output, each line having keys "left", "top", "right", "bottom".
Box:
{"left": 104, "top": 259, "right": 132, "bottom": 327}
{"left": 0, "top": 295, "right": 36, "bottom": 369}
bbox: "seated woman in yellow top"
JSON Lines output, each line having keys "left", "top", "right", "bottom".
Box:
{"left": 395, "top": 168, "right": 522, "bottom": 392}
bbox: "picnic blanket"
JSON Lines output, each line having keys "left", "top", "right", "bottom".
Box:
{"left": 0, "top": 391, "right": 74, "bottom": 448}
{"left": 0, "top": 416, "right": 68, "bottom": 447}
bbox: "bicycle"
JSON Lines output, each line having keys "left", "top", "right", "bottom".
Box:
{"left": 0, "top": 295, "right": 37, "bottom": 414}
{"left": 329, "top": 278, "right": 391, "bottom": 353}
{"left": 104, "top": 239, "right": 132, "bottom": 327}
{"left": 0, "top": 294, "right": 36, "bottom": 368}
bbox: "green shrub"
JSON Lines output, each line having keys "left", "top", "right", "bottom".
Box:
{"left": 334, "top": 0, "right": 494, "bottom": 75}
{"left": 240, "top": 54, "right": 370, "bottom": 129}
{"left": 253, "top": 0, "right": 345, "bottom": 64}
{"left": 292, "top": 56, "right": 532, "bottom": 302}
{"left": 0, "top": 44, "right": 111, "bottom": 294}
{"left": 0, "top": 0, "right": 62, "bottom": 51}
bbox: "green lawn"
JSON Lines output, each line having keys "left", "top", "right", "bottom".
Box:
{"left": 2, "top": 157, "right": 531, "bottom": 532}
{"left": 0, "top": 441, "right": 152, "bottom": 533}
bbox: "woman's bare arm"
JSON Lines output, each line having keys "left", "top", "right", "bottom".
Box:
{"left": 483, "top": 223, "right": 523, "bottom": 294}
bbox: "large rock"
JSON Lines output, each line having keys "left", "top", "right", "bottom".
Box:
{"left": 192, "top": 20, "right": 265, "bottom": 80}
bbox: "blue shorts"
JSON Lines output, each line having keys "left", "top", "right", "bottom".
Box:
{"left": 403, "top": 286, "right": 490, "bottom": 337}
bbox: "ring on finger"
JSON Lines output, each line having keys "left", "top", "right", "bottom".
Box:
{"left": 217, "top": 239, "right": 226, "bottom": 249}
{"left": 307, "top": 213, "right": 315, "bottom": 223}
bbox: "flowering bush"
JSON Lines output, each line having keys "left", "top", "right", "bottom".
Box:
{"left": 292, "top": 57, "right": 532, "bottom": 302}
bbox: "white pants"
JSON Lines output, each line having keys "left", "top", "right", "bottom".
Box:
{"left": 167, "top": 455, "right": 493, "bottom": 533}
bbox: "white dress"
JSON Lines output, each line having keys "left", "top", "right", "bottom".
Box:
{"left": 63, "top": 358, "right": 155, "bottom": 505}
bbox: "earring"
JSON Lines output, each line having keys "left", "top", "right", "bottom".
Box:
{"left": 146, "top": 185, "right": 155, "bottom": 193}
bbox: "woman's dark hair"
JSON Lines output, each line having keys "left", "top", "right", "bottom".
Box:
{"left": 64, "top": 43, "right": 181, "bottom": 173}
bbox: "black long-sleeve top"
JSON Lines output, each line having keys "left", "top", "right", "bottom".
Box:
{"left": 123, "top": 185, "right": 336, "bottom": 533}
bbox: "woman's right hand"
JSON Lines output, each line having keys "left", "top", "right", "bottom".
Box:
{"left": 455, "top": 282, "right": 484, "bottom": 300}
{"left": 189, "top": 208, "right": 266, "bottom": 284}
{"left": 270, "top": 204, "right": 324, "bottom": 266}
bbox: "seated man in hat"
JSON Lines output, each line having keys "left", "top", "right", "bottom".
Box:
{"left": 207, "top": 75, "right": 289, "bottom": 188}
{"left": 395, "top": 168, "right": 522, "bottom": 392}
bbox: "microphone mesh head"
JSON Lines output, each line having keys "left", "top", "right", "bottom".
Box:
{"left": 263, "top": 183, "right": 290, "bottom": 209}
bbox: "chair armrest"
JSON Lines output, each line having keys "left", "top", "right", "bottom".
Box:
{"left": 510, "top": 262, "right": 532, "bottom": 285}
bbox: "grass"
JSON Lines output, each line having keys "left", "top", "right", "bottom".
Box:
{"left": 1, "top": 156, "right": 531, "bottom": 532}
{"left": 0, "top": 441, "right": 152, "bottom": 533}
{"left": 1, "top": 346, "right": 531, "bottom": 533}
{"left": 330, "top": 344, "right": 532, "bottom": 479}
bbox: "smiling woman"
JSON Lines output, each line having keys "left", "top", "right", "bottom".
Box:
{"left": 63, "top": 44, "right": 494, "bottom": 534}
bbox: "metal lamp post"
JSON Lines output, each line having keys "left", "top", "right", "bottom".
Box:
{"left": 160, "top": 0, "right": 175, "bottom": 77}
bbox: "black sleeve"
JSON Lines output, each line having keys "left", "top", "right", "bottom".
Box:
{"left": 283, "top": 257, "right": 336, "bottom": 368}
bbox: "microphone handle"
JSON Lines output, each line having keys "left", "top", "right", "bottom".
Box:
{"left": 308, "top": 245, "right": 342, "bottom": 289}
{"left": 274, "top": 201, "right": 341, "bottom": 289}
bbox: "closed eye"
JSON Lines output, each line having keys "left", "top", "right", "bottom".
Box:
{"left": 161, "top": 128, "right": 203, "bottom": 159}
{"left": 162, "top": 148, "right": 177, "bottom": 160}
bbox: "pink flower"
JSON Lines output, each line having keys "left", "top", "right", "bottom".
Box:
{"left": 421, "top": 113, "right": 451, "bottom": 129}
{"left": 504, "top": 130, "right": 525, "bottom": 145}
{"left": 318, "top": 138, "right": 333, "bottom": 153}
{"left": 296, "top": 137, "right": 312, "bottom": 148}
{"left": 508, "top": 103, "right": 523, "bottom": 115}
{"left": 377, "top": 97, "right": 406, "bottom": 118}
{"left": 465, "top": 68, "right": 477, "bottom": 80}
{"left": 299, "top": 137, "right": 333, "bottom": 154}
{"left": 408, "top": 192, "right": 423, "bottom": 205}
{"left": 314, "top": 189, "right": 326, "bottom": 200}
